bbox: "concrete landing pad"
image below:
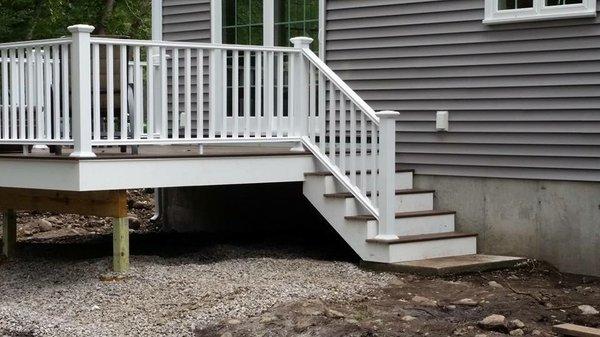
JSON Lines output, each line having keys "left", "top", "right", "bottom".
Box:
{"left": 362, "top": 254, "right": 528, "bottom": 276}
{"left": 553, "top": 323, "right": 600, "bottom": 337}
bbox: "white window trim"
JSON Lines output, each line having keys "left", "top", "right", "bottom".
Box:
{"left": 484, "top": 0, "right": 596, "bottom": 24}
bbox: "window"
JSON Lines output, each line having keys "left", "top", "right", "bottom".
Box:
{"left": 275, "top": 0, "right": 319, "bottom": 51}
{"left": 484, "top": 0, "right": 596, "bottom": 24}
{"left": 223, "top": 0, "right": 264, "bottom": 45}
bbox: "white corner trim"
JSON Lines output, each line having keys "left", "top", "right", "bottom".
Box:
{"left": 151, "top": 0, "right": 163, "bottom": 40}
{"left": 211, "top": 0, "right": 223, "bottom": 43}
{"left": 319, "top": 0, "right": 326, "bottom": 60}
{"left": 483, "top": 0, "right": 596, "bottom": 25}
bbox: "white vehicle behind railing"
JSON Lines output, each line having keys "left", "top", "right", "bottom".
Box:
{"left": 0, "top": 24, "right": 401, "bottom": 241}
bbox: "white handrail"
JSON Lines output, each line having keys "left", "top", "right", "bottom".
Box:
{"left": 301, "top": 48, "right": 379, "bottom": 125}
{"left": 90, "top": 37, "right": 300, "bottom": 53}
{"left": 0, "top": 38, "right": 71, "bottom": 50}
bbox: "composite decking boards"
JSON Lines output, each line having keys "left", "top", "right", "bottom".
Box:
{"left": 325, "top": 0, "right": 600, "bottom": 181}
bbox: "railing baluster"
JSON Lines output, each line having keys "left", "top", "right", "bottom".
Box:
{"left": 184, "top": 48, "right": 192, "bottom": 139}
{"left": 266, "top": 51, "right": 273, "bottom": 138}
{"left": 243, "top": 50, "right": 250, "bottom": 138}
{"left": 172, "top": 48, "right": 179, "bottom": 139}
{"left": 196, "top": 48, "right": 204, "bottom": 139}
{"left": 328, "top": 82, "right": 336, "bottom": 163}
{"left": 106, "top": 44, "right": 114, "bottom": 140}
{"left": 0, "top": 50, "right": 5, "bottom": 139}
{"left": 309, "top": 64, "right": 316, "bottom": 143}
{"left": 43, "top": 46, "right": 52, "bottom": 140}
{"left": 51, "top": 46, "right": 60, "bottom": 140}
{"left": 27, "top": 47, "right": 35, "bottom": 139}
{"left": 10, "top": 49, "right": 18, "bottom": 139}
{"left": 232, "top": 50, "right": 239, "bottom": 138}
{"left": 146, "top": 46, "right": 155, "bottom": 139}
{"left": 287, "top": 53, "right": 294, "bottom": 136}
{"left": 133, "top": 46, "right": 142, "bottom": 139}
{"left": 119, "top": 45, "right": 127, "bottom": 140}
{"left": 370, "top": 123, "right": 378, "bottom": 205}
{"left": 160, "top": 47, "right": 168, "bottom": 139}
{"left": 35, "top": 47, "right": 43, "bottom": 139}
{"left": 92, "top": 43, "right": 100, "bottom": 140}
{"left": 221, "top": 49, "right": 227, "bottom": 138}
{"left": 339, "top": 97, "right": 346, "bottom": 172}
{"left": 18, "top": 49, "right": 26, "bottom": 139}
{"left": 208, "top": 49, "right": 216, "bottom": 138}
{"left": 277, "top": 52, "right": 284, "bottom": 137}
{"left": 360, "top": 113, "right": 367, "bottom": 192}
{"left": 255, "top": 51, "right": 262, "bottom": 138}
{"left": 318, "top": 71, "right": 325, "bottom": 152}
{"left": 349, "top": 104, "right": 357, "bottom": 185}
{"left": 61, "top": 44, "right": 69, "bottom": 140}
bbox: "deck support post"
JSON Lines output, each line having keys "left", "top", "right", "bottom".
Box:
{"left": 68, "top": 24, "right": 96, "bottom": 158}
{"left": 112, "top": 217, "right": 129, "bottom": 273}
{"left": 2, "top": 209, "right": 16, "bottom": 258}
{"left": 374, "top": 111, "right": 401, "bottom": 241}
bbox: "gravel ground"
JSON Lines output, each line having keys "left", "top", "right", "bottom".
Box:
{"left": 0, "top": 242, "right": 395, "bottom": 337}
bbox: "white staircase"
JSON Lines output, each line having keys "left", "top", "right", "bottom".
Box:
{"left": 302, "top": 168, "right": 478, "bottom": 264}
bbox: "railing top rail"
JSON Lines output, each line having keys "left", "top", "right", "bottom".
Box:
{"left": 0, "top": 37, "right": 71, "bottom": 50}
{"left": 90, "top": 37, "right": 301, "bottom": 53}
{"left": 301, "top": 48, "right": 379, "bottom": 125}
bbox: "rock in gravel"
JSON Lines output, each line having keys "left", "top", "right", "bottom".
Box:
{"left": 220, "top": 332, "right": 233, "bottom": 337}
{"left": 412, "top": 295, "right": 437, "bottom": 307}
{"left": 128, "top": 216, "right": 141, "bottom": 230}
{"left": 488, "top": 281, "right": 503, "bottom": 288}
{"left": 260, "top": 314, "right": 278, "bottom": 324}
{"left": 478, "top": 314, "right": 507, "bottom": 332}
{"left": 131, "top": 201, "right": 152, "bottom": 210}
{"left": 509, "top": 328, "right": 524, "bottom": 336}
{"left": 578, "top": 304, "right": 599, "bottom": 315}
{"left": 325, "top": 308, "right": 345, "bottom": 319}
{"left": 508, "top": 319, "right": 525, "bottom": 329}
{"left": 475, "top": 334, "right": 487, "bottom": 337}
{"left": 454, "top": 298, "right": 478, "bottom": 306}
{"left": 294, "top": 318, "right": 313, "bottom": 332}
{"left": 531, "top": 330, "right": 541, "bottom": 335}
{"left": 227, "top": 319, "right": 241, "bottom": 325}
{"left": 401, "top": 315, "right": 416, "bottom": 322}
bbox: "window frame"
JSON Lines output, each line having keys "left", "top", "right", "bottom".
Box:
{"left": 484, "top": 0, "right": 596, "bottom": 24}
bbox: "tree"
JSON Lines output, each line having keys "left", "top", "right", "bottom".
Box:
{"left": 0, "top": 0, "right": 151, "bottom": 43}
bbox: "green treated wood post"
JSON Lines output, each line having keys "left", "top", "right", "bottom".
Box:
{"left": 2, "top": 210, "right": 17, "bottom": 258}
{"left": 113, "top": 217, "right": 129, "bottom": 273}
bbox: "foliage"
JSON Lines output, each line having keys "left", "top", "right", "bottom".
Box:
{"left": 0, "top": 0, "right": 151, "bottom": 43}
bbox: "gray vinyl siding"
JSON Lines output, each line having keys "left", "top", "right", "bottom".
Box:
{"left": 162, "top": 0, "right": 211, "bottom": 135}
{"left": 326, "top": 0, "right": 600, "bottom": 181}
{"left": 162, "top": 0, "right": 211, "bottom": 42}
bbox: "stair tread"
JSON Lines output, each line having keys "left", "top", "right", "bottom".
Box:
{"left": 346, "top": 210, "right": 456, "bottom": 221}
{"left": 305, "top": 169, "right": 414, "bottom": 177}
{"left": 324, "top": 188, "right": 434, "bottom": 199}
{"left": 366, "top": 231, "right": 477, "bottom": 245}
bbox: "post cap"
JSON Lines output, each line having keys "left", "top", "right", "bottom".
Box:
{"left": 290, "top": 37, "right": 314, "bottom": 49}
{"left": 67, "top": 24, "right": 95, "bottom": 34}
{"left": 375, "top": 110, "right": 401, "bottom": 119}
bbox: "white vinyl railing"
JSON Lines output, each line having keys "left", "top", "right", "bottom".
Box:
{"left": 0, "top": 25, "right": 400, "bottom": 240}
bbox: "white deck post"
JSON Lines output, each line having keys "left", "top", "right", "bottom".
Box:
{"left": 374, "top": 111, "right": 400, "bottom": 241}
{"left": 290, "top": 37, "right": 313, "bottom": 137}
{"left": 68, "top": 25, "right": 96, "bottom": 158}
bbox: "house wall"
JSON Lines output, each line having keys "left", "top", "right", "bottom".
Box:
{"left": 414, "top": 175, "right": 600, "bottom": 276}
{"left": 162, "top": 0, "right": 211, "bottom": 42}
{"left": 325, "top": 0, "right": 600, "bottom": 181}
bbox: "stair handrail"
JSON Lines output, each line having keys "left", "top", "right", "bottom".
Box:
{"left": 293, "top": 38, "right": 400, "bottom": 240}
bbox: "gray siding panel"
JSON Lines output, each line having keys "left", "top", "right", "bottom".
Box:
{"left": 326, "top": 0, "right": 600, "bottom": 181}
{"left": 162, "top": 0, "right": 211, "bottom": 42}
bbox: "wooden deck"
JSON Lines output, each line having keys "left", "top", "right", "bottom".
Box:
{"left": 0, "top": 145, "right": 309, "bottom": 160}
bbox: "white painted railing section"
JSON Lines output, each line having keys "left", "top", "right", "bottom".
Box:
{"left": 0, "top": 27, "right": 400, "bottom": 239}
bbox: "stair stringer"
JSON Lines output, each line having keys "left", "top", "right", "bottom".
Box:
{"left": 302, "top": 175, "right": 391, "bottom": 263}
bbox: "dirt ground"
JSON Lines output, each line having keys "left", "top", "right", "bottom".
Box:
{"left": 0, "top": 191, "right": 599, "bottom": 337}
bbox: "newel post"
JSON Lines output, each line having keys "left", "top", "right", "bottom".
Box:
{"left": 68, "top": 25, "right": 96, "bottom": 158}
{"left": 290, "top": 37, "right": 313, "bottom": 137}
{"left": 375, "top": 111, "right": 401, "bottom": 241}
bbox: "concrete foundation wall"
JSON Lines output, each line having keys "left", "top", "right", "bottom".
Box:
{"left": 414, "top": 175, "right": 600, "bottom": 277}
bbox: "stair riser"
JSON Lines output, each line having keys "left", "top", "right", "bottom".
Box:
{"left": 343, "top": 192, "right": 434, "bottom": 216}
{"left": 385, "top": 236, "right": 477, "bottom": 263}
{"left": 393, "top": 214, "right": 455, "bottom": 236}
{"left": 323, "top": 172, "right": 413, "bottom": 194}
